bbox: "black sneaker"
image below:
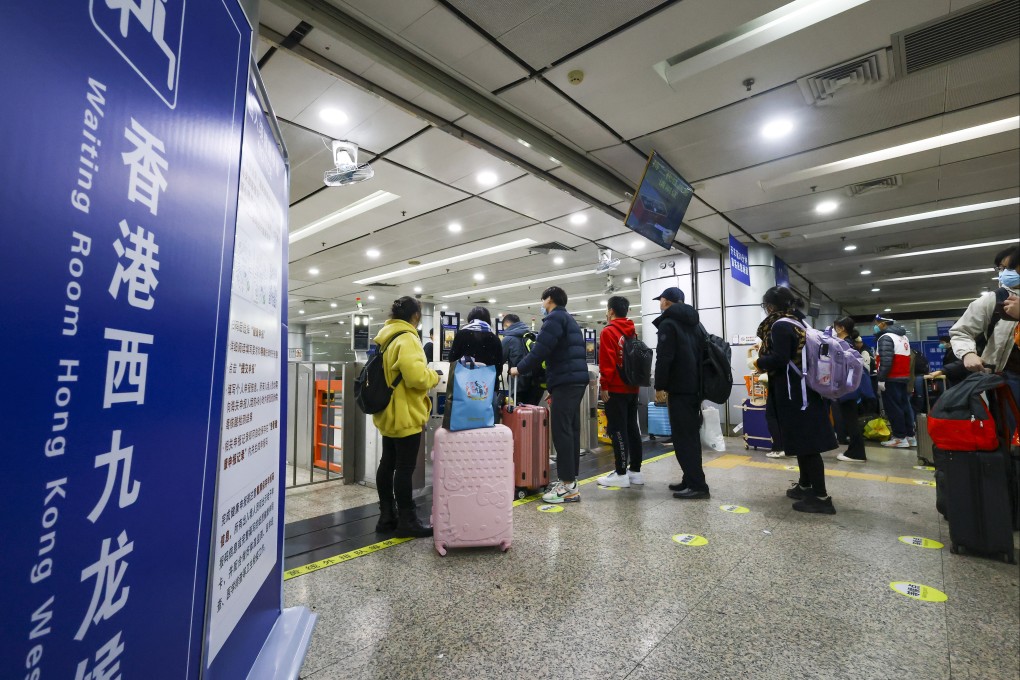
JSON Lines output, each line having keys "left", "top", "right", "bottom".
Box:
{"left": 793, "top": 495, "right": 836, "bottom": 515}
{"left": 673, "top": 488, "right": 710, "bottom": 500}
{"left": 668, "top": 481, "right": 687, "bottom": 492}
{"left": 786, "top": 483, "right": 813, "bottom": 500}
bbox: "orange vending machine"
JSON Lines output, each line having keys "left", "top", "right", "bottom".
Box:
{"left": 313, "top": 379, "right": 343, "bottom": 474}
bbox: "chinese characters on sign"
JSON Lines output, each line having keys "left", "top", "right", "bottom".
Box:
{"left": 729, "top": 235, "right": 751, "bottom": 287}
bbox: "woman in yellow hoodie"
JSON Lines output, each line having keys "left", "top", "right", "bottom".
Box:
{"left": 373, "top": 296, "right": 440, "bottom": 538}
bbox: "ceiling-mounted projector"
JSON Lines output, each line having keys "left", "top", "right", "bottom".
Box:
{"left": 595, "top": 248, "right": 620, "bottom": 274}
{"left": 324, "top": 140, "right": 374, "bottom": 186}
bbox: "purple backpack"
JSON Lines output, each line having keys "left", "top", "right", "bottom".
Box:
{"left": 774, "top": 319, "right": 865, "bottom": 407}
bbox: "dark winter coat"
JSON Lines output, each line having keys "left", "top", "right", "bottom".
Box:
{"left": 517, "top": 306, "right": 589, "bottom": 390}
{"left": 756, "top": 313, "right": 838, "bottom": 457}
{"left": 449, "top": 329, "right": 504, "bottom": 376}
{"left": 501, "top": 321, "right": 534, "bottom": 390}
{"left": 652, "top": 303, "right": 702, "bottom": 396}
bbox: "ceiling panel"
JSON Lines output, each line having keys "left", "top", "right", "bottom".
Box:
{"left": 336, "top": 0, "right": 437, "bottom": 34}
{"left": 589, "top": 144, "right": 648, "bottom": 186}
{"left": 341, "top": 105, "right": 429, "bottom": 154}
{"left": 259, "top": 50, "right": 337, "bottom": 120}
{"left": 455, "top": 116, "right": 562, "bottom": 171}
{"left": 298, "top": 25, "right": 377, "bottom": 76}
{"left": 451, "top": 44, "right": 530, "bottom": 92}
{"left": 288, "top": 159, "right": 469, "bottom": 261}
{"left": 409, "top": 90, "right": 466, "bottom": 122}
{"left": 259, "top": 2, "right": 303, "bottom": 36}
{"left": 549, "top": 165, "right": 628, "bottom": 205}
{"left": 596, "top": 232, "right": 673, "bottom": 262}
{"left": 400, "top": 7, "right": 489, "bottom": 64}
{"left": 292, "top": 79, "right": 390, "bottom": 140}
{"left": 479, "top": 174, "right": 590, "bottom": 221}
{"left": 546, "top": 206, "right": 629, "bottom": 242}
{"left": 498, "top": 80, "right": 619, "bottom": 151}
{"left": 358, "top": 62, "right": 427, "bottom": 101}
{"left": 686, "top": 214, "right": 732, "bottom": 244}
{"left": 386, "top": 128, "right": 526, "bottom": 186}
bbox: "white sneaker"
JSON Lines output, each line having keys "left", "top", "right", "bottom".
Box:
{"left": 542, "top": 481, "right": 580, "bottom": 503}
{"left": 881, "top": 438, "right": 910, "bottom": 449}
{"left": 906, "top": 437, "right": 918, "bottom": 448}
{"left": 766, "top": 451, "right": 786, "bottom": 458}
{"left": 837, "top": 453, "right": 866, "bottom": 462}
{"left": 628, "top": 471, "right": 645, "bottom": 485}
{"left": 597, "top": 471, "right": 630, "bottom": 488}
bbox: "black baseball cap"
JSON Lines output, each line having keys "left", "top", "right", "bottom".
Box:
{"left": 654, "top": 287, "right": 685, "bottom": 303}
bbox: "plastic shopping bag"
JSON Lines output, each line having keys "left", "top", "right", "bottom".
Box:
{"left": 700, "top": 405, "right": 726, "bottom": 452}
{"left": 863, "top": 417, "right": 891, "bottom": 441}
{"left": 448, "top": 358, "right": 497, "bottom": 431}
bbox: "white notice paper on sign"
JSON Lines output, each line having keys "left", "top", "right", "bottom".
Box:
{"left": 207, "top": 80, "right": 286, "bottom": 663}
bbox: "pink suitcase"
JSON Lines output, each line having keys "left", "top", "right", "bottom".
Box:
{"left": 502, "top": 378, "right": 550, "bottom": 498}
{"left": 431, "top": 425, "right": 514, "bottom": 556}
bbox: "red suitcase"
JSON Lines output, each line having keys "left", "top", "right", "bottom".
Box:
{"left": 502, "top": 378, "right": 551, "bottom": 498}
{"left": 431, "top": 425, "right": 514, "bottom": 556}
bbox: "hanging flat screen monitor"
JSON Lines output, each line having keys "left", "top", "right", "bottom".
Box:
{"left": 624, "top": 151, "right": 694, "bottom": 250}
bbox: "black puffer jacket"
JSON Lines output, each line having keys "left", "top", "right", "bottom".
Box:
{"left": 517, "top": 307, "right": 589, "bottom": 389}
{"left": 652, "top": 302, "right": 703, "bottom": 396}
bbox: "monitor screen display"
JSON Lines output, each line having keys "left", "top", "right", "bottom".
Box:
{"left": 623, "top": 151, "right": 694, "bottom": 250}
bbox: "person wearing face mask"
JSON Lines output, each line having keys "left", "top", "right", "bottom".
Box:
{"left": 373, "top": 296, "right": 441, "bottom": 538}
{"left": 832, "top": 318, "right": 869, "bottom": 462}
{"left": 873, "top": 314, "right": 916, "bottom": 449}
{"left": 949, "top": 245, "right": 1020, "bottom": 409}
{"left": 511, "top": 286, "right": 589, "bottom": 504}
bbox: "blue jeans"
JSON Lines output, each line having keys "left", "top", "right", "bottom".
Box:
{"left": 883, "top": 381, "right": 915, "bottom": 439}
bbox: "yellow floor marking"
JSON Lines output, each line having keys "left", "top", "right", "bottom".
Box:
{"left": 845, "top": 472, "right": 888, "bottom": 482}
{"left": 704, "top": 454, "right": 752, "bottom": 469}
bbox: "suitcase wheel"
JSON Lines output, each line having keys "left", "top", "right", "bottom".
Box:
{"left": 515, "top": 488, "right": 528, "bottom": 500}
{"left": 649, "top": 435, "right": 656, "bottom": 441}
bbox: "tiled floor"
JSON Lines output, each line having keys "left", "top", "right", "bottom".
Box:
{"left": 285, "top": 472, "right": 378, "bottom": 524}
{"left": 284, "top": 440, "right": 1020, "bottom": 679}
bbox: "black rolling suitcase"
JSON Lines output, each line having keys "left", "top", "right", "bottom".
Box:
{"left": 933, "top": 377, "right": 1019, "bottom": 563}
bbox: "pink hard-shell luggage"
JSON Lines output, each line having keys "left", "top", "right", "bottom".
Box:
{"left": 431, "top": 425, "right": 514, "bottom": 556}
{"left": 501, "top": 377, "right": 550, "bottom": 498}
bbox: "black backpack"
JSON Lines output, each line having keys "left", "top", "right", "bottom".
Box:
{"left": 619, "top": 334, "right": 653, "bottom": 387}
{"left": 700, "top": 327, "right": 733, "bottom": 404}
{"left": 355, "top": 331, "right": 410, "bottom": 414}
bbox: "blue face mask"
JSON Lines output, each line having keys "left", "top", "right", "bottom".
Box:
{"left": 873, "top": 325, "right": 881, "bottom": 335}
{"left": 939, "top": 343, "right": 947, "bottom": 350}
{"left": 542, "top": 307, "right": 549, "bottom": 317}
{"left": 999, "top": 268, "right": 1020, "bottom": 288}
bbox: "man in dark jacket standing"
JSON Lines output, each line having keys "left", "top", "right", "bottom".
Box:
{"left": 652, "top": 287, "right": 709, "bottom": 500}
{"left": 501, "top": 314, "right": 543, "bottom": 405}
{"left": 511, "top": 286, "right": 590, "bottom": 503}
{"left": 596, "top": 296, "right": 643, "bottom": 488}
{"left": 874, "top": 315, "right": 916, "bottom": 449}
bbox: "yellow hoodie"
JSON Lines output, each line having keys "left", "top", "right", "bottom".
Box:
{"left": 372, "top": 320, "right": 440, "bottom": 439}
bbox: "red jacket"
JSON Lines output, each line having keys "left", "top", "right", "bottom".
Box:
{"left": 599, "top": 318, "right": 639, "bottom": 394}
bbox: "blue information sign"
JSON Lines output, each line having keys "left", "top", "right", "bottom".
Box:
{"left": 936, "top": 320, "right": 955, "bottom": 338}
{"left": 775, "top": 256, "right": 790, "bottom": 288}
{"left": 922, "top": 341, "right": 944, "bottom": 372}
{"left": 729, "top": 235, "right": 751, "bottom": 286}
{"left": 2, "top": 2, "right": 251, "bottom": 678}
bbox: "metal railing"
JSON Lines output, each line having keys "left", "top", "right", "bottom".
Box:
{"left": 286, "top": 361, "right": 347, "bottom": 488}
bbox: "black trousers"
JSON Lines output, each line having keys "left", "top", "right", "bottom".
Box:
{"left": 798, "top": 453, "right": 827, "bottom": 497}
{"left": 519, "top": 386, "right": 545, "bottom": 407}
{"left": 377, "top": 432, "right": 422, "bottom": 512}
{"left": 667, "top": 394, "right": 707, "bottom": 491}
{"left": 765, "top": 394, "right": 784, "bottom": 452}
{"left": 605, "top": 392, "right": 643, "bottom": 475}
{"left": 549, "top": 383, "right": 587, "bottom": 482}
{"left": 838, "top": 399, "right": 866, "bottom": 459}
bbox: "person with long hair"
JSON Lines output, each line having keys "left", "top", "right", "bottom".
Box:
{"left": 752, "top": 286, "right": 839, "bottom": 514}
{"left": 372, "top": 296, "right": 440, "bottom": 537}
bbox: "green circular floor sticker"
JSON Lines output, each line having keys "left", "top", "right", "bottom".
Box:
{"left": 889, "top": 581, "right": 947, "bottom": 602}
{"left": 898, "top": 536, "right": 944, "bottom": 549}
{"left": 914, "top": 480, "right": 936, "bottom": 487}
{"left": 598, "top": 485, "right": 621, "bottom": 491}
{"left": 537, "top": 504, "right": 563, "bottom": 513}
{"left": 671, "top": 533, "right": 708, "bottom": 546}
{"left": 719, "top": 504, "right": 750, "bottom": 514}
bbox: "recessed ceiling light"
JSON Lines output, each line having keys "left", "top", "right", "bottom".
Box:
{"left": 553, "top": 256, "right": 565, "bottom": 265}
{"left": 442, "top": 304, "right": 448, "bottom": 310}
{"left": 761, "top": 119, "right": 794, "bottom": 139}
{"left": 448, "top": 222, "right": 462, "bottom": 233}
{"left": 338, "top": 320, "right": 345, "bottom": 324}
{"left": 871, "top": 287, "right": 881, "bottom": 292}
{"left": 549, "top": 157, "right": 559, "bottom": 164}
{"left": 319, "top": 108, "right": 348, "bottom": 125}
{"left": 308, "top": 267, "right": 319, "bottom": 275}
{"left": 354, "top": 239, "right": 536, "bottom": 284}
{"left": 517, "top": 139, "right": 531, "bottom": 148}
{"left": 324, "top": 333, "right": 329, "bottom": 337}
{"left": 631, "top": 240, "right": 644, "bottom": 250}
{"left": 884, "top": 308, "right": 892, "bottom": 313}
{"left": 299, "top": 309, "right": 305, "bottom": 314}
{"left": 476, "top": 171, "right": 498, "bottom": 186}
{"left": 586, "top": 315, "right": 593, "bottom": 318}
{"left": 367, "top": 295, "right": 375, "bottom": 301}
{"left": 366, "top": 248, "right": 380, "bottom": 258}
{"left": 413, "top": 286, "right": 422, "bottom": 293}
{"left": 844, "top": 244, "right": 857, "bottom": 251}
{"left": 816, "top": 200, "right": 839, "bottom": 214}
{"left": 345, "top": 331, "right": 350, "bottom": 335}
{"left": 623, "top": 277, "right": 633, "bottom": 284}
{"left": 330, "top": 302, "right": 338, "bottom": 308}
{"left": 860, "top": 269, "right": 871, "bottom": 275}
{"left": 488, "top": 298, "right": 496, "bottom": 304}
{"left": 473, "top": 273, "right": 485, "bottom": 281}
{"left": 569, "top": 213, "right": 588, "bottom": 225}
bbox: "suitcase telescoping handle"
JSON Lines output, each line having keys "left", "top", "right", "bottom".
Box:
{"left": 508, "top": 374, "right": 518, "bottom": 413}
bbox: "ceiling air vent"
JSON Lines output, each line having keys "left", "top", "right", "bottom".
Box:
{"left": 366, "top": 281, "right": 397, "bottom": 287}
{"left": 797, "top": 49, "right": 890, "bottom": 104}
{"left": 528, "top": 242, "right": 574, "bottom": 254}
{"left": 892, "top": 0, "right": 1020, "bottom": 75}
{"left": 845, "top": 174, "right": 902, "bottom": 197}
